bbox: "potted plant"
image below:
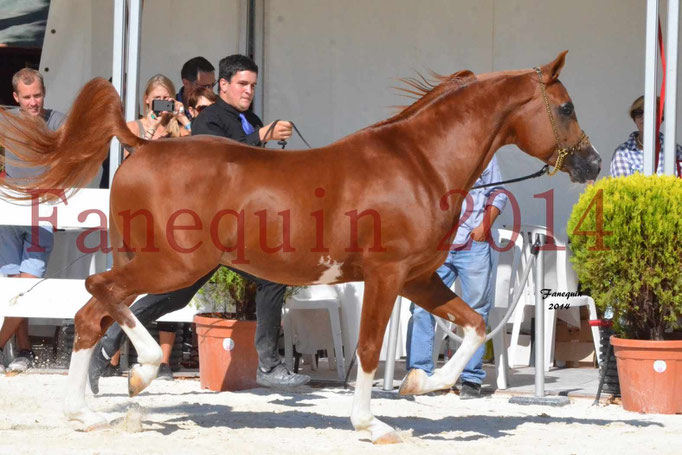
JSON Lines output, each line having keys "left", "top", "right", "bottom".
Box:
{"left": 192, "top": 267, "right": 259, "bottom": 391}
{"left": 568, "top": 174, "right": 682, "bottom": 414}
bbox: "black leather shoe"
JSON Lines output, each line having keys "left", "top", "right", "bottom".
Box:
{"left": 88, "top": 342, "right": 112, "bottom": 395}
{"left": 156, "top": 363, "right": 174, "bottom": 381}
{"left": 256, "top": 363, "right": 310, "bottom": 389}
{"left": 101, "top": 362, "right": 121, "bottom": 378}
{"left": 459, "top": 381, "right": 482, "bottom": 400}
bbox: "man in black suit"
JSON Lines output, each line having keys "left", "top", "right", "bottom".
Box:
{"left": 193, "top": 54, "right": 304, "bottom": 387}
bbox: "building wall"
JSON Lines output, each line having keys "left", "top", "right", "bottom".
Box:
{"left": 38, "top": 0, "right": 678, "bottom": 238}
{"left": 40, "top": 0, "right": 242, "bottom": 116}
{"left": 264, "top": 0, "right": 674, "bottom": 238}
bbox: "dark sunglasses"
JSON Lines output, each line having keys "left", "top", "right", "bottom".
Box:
{"left": 195, "top": 104, "right": 210, "bottom": 113}
{"left": 632, "top": 109, "right": 664, "bottom": 122}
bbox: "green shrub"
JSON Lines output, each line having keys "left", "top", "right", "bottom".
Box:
{"left": 567, "top": 174, "right": 682, "bottom": 340}
{"left": 197, "top": 267, "right": 257, "bottom": 320}
{"left": 195, "top": 267, "right": 305, "bottom": 320}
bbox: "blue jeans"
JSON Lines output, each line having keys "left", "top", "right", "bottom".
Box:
{"left": 406, "top": 240, "right": 492, "bottom": 384}
{"left": 0, "top": 225, "right": 54, "bottom": 277}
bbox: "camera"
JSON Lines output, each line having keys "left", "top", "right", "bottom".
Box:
{"left": 152, "top": 99, "right": 175, "bottom": 114}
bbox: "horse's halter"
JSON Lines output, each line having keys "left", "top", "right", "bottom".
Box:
{"left": 534, "top": 67, "right": 590, "bottom": 176}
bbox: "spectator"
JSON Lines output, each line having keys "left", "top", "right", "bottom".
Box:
{"left": 186, "top": 86, "right": 217, "bottom": 121}
{"left": 126, "top": 74, "right": 191, "bottom": 143}
{"left": 98, "top": 74, "right": 193, "bottom": 380}
{"left": 177, "top": 56, "right": 216, "bottom": 121}
{"left": 405, "top": 156, "right": 507, "bottom": 399}
{"left": 610, "top": 95, "right": 682, "bottom": 177}
{"left": 0, "top": 68, "right": 64, "bottom": 374}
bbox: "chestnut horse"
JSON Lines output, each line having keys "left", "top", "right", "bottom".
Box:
{"left": 0, "top": 52, "right": 600, "bottom": 443}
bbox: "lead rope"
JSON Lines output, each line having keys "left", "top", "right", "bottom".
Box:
{"left": 434, "top": 236, "right": 540, "bottom": 345}
{"left": 7, "top": 249, "right": 93, "bottom": 305}
{"left": 471, "top": 165, "right": 549, "bottom": 189}
{"left": 261, "top": 119, "right": 312, "bottom": 149}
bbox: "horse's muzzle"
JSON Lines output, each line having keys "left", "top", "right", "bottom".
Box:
{"left": 566, "top": 145, "right": 601, "bottom": 183}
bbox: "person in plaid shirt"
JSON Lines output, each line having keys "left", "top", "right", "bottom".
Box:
{"left": 610, "top": 95, "right": 682, "bottom": 177}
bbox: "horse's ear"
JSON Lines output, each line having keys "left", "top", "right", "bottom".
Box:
{"left": 542, "top": 50, "right": 568, "bottom": 83}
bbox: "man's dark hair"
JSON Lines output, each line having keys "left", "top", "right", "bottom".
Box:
{"left": 218, "top": 54, "right": 258, "bottom": 83}
{"left": 180, "top": 56, "right": 215, "bottom": 82}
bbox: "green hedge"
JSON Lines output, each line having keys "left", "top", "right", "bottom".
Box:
{"left": 567, "top": 174, "right": 682, "bottom": 340}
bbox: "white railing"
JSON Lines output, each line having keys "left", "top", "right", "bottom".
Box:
{"left": 0, "top": 189, "right": 196, "bottom": 323}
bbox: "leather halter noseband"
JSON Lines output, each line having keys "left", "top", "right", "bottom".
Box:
{"left": 534, "top": 67, "right": 590, "bottom": 176}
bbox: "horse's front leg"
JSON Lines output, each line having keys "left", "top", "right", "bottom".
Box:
{"left": 64, "top": 294, "right": 137, "bottom": 430}
{"left": 350, "top": 266, "right": 406, "bottom": 444}
{"left": 398, "top": 273, "right": 486, "bottom": 395}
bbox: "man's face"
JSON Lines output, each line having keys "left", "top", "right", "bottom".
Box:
{"left": 220, "top": 70, "right": 257, "bottom": 112}
{"left": 13, "top": 79, "right": 45, "bottom": 116}
{"left": 634, "top": 113, "right": 644, "bottom": 135}
{"left": 194, "top": 71, "right": 216, "bottom": 90}
{"left": 182, "top": 70, "right": 216, "bottom": 93}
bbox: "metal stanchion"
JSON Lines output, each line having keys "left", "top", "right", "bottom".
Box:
{"left": 510, "top": 234, "right": 569, "bottom": 407}
{"left": 534, "top": 233, "right": 545, "bottom": 397}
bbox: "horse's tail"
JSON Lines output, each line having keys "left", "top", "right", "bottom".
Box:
{"left": 0, "top": 77, "right": 145, "bottom": 201}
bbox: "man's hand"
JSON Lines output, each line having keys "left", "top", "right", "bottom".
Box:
{"left": 469, "top": 223, "right": 488, "bottom": 242}
{"left": 260, "top": 120, "right": 293, "bottom": 142}
{"left": 470, "top": 206, "right": 501, "bottom": 242}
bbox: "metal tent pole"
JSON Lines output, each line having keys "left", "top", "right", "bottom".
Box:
{"left": 124, "top": 0, "right": 143, "bottom": 125}
{"left": 644, "top": 0, "right": 660, "bottom": 175}
{"left": 665, "top": 0, "right": 680, "bottom": 175}
{"left": 109, "top": 0, "right": 126, "bottom": 188}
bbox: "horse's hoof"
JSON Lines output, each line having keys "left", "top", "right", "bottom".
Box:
{"left": 373, "top": 431, "right": 402, "bottom": 445}
{"left": 398, "top": 368, "right": 427, "bottom": 396}
{"left": 128, "top": 364, "right": 153, "bottom": 397}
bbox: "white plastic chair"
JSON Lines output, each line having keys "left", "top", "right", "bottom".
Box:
{"left": 507, "top": 225, "right": 601, "bottom": 370}
{"left": 283, "top": 285, "right": 345, "bottom": 380}
{"left": 488, "top": 228, "right": 525, "bottom": 388}
{"left": 432, "top": 228, "right": 524, "bottom": 389}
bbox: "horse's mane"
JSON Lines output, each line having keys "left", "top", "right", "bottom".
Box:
{"left": 371, "top": 69, "right": 476, "bottom": 128}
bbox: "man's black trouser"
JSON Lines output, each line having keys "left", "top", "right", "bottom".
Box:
{"left": 98, "top": 267, "right": 286, "bottom": 371}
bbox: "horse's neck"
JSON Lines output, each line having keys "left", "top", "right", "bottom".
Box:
{"left": 400, "top": 74, "right": 531, "bottom": 194}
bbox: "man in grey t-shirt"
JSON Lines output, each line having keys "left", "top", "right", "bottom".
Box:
{"left": 0, "top": 68, "right": 65, "bottom": 374}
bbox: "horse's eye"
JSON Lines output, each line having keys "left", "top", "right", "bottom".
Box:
{"left": 560, "top": 103, "right": 574, "bottom": 116}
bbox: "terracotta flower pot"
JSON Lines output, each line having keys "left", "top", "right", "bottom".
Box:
{"left": 194, "top": 314, "right": 259, "bottom": 391}
{"left": 611, "top": 336, "right": 682, "bottom": 414}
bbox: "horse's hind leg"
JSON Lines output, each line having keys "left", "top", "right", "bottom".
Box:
{"left": 83, "top": 265, "right": 181, "bottom": 395}
{"left": 64, "top": 294, "right": 136, "bottom": 430}
{"left": 398, "top": 273, "right": 486, "bottom": 395}
{"left": 64, "top": 255, "right": 203, "bottom": 429}
{"left": 350, "top": 266, "right": 406, "bottom": 444}
{"left": 83, "top": 254, "right": 214, "bottom": 396}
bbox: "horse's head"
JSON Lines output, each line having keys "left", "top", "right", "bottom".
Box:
{"left": 510, "top": 51, "right": 601, "bottom": 183}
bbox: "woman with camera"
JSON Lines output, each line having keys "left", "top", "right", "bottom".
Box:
{"left": 101, "top": 74, "right": 193, "bottom": 380}
{"left": 126, "top": 74, "right": 191, "bottom": 142}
